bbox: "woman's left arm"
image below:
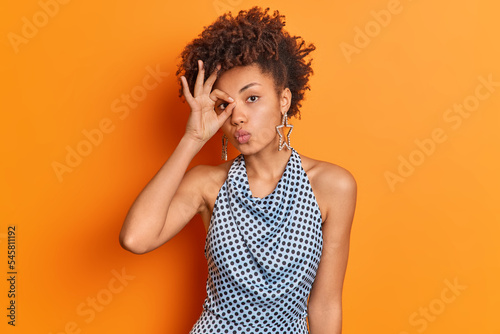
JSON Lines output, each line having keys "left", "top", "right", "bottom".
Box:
{"left": 307, "top": 164, "right": 357, "bottom": 334}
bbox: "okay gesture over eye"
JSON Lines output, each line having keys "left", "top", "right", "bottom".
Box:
{"left": 180, "top": 60, "right": 236, "bottom": 144}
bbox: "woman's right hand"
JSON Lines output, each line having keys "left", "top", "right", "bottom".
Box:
{"left": 180, "top": 60, "right": 235, "bottom": 143}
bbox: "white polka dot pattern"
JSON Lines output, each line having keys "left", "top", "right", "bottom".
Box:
{"left": 190, "top": 149, "right": 323, "bottom": 333}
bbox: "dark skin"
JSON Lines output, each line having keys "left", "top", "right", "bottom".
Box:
{"left": 119, "top": 60, "right": 357, "bottom": 334}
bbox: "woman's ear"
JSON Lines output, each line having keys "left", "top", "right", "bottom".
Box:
{"left": 280, "top": 88, "right": 292, "bottom": 115}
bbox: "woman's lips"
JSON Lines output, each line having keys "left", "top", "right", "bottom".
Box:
{"left": 237, "top": 134, "right": 250, "bottom": 144}
{"left": 235, "top": 130, "right": 251, "bottom": 144}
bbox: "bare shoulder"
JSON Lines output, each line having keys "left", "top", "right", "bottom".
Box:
{"left": 184, "top": 160, "right": 233, "bottom": 225}
{"left": 299, "top": 153, "right": 357, "bottom": 193}
{"left": 298, "top": 153, "right": 357, "bottom": 223}
{"left": 186, "top": 160, "right": 232, "bottom": 185}
{"left": 184, "top": 160, "right": 233, "bottom": 202}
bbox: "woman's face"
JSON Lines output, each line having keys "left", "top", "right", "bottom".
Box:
{"left": 213, "top": 63, "right": 291, "bottom": 156}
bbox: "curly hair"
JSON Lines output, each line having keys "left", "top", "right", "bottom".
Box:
{"left": 175, "top": 6, "right": 315, "bottom": 119}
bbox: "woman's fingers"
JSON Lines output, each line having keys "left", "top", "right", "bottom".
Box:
{"left": 193, "top": 60, "right": 205, "bottom": 97}
{"left": 209, "top": 88, "right": 234, "bottom": 104}
{"left": 190, "top": 61, "right": 222, "bottom": 99}
{"left": 203, "top": 64, "right": 221, "bottom": 93}
{"left": 182, "top": 61, "right": 233, "bottom": 129}
{"left": 180, "top": 76, "right": 195, "bottom": 104}
{"left": 217, "top": 101, "right": 236, "bottom": 125}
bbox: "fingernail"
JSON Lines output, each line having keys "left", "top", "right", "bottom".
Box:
{"left": 228, "top": 97, "right": 234, "bottom": 102}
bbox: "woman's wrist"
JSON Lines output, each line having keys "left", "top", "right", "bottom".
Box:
{"left": 179, "top": 133, "right": 206, "bottom": 154}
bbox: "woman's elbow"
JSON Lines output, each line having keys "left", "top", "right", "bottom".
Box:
{"left": 119, "top": 232, "right": 150, "bottom": 255}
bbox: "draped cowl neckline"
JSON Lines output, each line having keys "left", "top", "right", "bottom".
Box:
{"left": 227, "top": 149, "right": 296, "bottom": 227}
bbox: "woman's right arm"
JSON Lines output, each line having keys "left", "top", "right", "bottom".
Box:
{"left": 119, "top": 60, "right": 235, "bottom": 254}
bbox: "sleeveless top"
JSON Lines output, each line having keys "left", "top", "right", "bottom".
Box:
{"left": 190, "top": 149, "right": 323, "bottom": 334}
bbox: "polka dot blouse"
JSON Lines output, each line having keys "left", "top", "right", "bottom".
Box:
{"left": 190, "top": 149, "right": 323, "bottom": 333}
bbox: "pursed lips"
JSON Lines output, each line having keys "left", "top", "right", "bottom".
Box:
{"left": 235, "top": 130, "right": 251, "bottom": 144}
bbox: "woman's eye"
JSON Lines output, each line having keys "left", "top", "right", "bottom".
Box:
{"left": 247, "top": 95, "right": 259, "bottom": 102}
{"left": 218, "top": 102, "right": 228, "bottom": 110}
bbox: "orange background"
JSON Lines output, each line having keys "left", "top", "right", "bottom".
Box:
{"left": 2, "top": 0, "right": 499, "bottom": 333}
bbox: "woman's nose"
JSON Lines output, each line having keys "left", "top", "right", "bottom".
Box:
{"left": 230, "top": 104, "right": 246, "bottom": 125}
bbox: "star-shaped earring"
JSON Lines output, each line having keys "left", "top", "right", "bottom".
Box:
{"left": 276, "top": 113, "right": 293, "bottom": 151}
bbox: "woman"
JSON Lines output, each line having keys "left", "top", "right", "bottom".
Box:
{"left": 119, "top": 7, "right": 357, "bottom": 334}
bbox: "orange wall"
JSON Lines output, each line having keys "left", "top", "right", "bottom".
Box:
{"left": 2, "top": 0, "right": 499, "bottom": 333}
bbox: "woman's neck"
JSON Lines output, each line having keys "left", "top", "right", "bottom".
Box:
{"left": 244, "top": 144, "right": 293, "bottom": 181}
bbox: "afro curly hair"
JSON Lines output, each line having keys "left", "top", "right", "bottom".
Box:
{"left": 175, "top": 6, "right": 315, "bottom": 119}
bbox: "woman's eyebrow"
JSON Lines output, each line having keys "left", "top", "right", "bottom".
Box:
{"left": 239, "top": 82, "right": 261, "bottom": 94}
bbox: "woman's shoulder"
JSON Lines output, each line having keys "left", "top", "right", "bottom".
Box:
{"left": 187, "top": 159, "right": 233, "bottom": 185}
{"left": 298, "top": 152, "right": 357, "bottom": 223}
{"left": 298, "top": 152, "right": 357, "bottom": 196}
